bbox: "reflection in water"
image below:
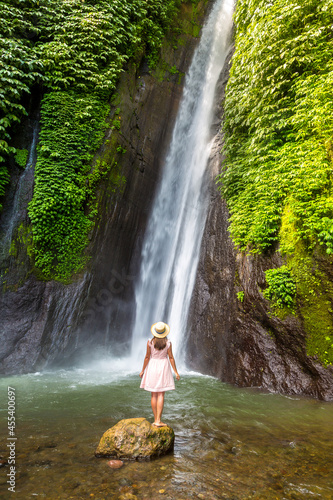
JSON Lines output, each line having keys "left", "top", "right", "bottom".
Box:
{"left": 0, "top": 371, "right": 332, "bottom": 499}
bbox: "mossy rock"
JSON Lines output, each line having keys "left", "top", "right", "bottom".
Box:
{"left": 95, "top": 418, "right": 175, "bottom": 460}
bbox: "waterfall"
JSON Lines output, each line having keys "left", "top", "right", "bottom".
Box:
{"left": 131, "top": 0, "right": 234, "bottom": 364}
{"left": 26, "top": 121, "right": 39, "bottom": 169}
{"left": 0, "top": 121, "right": 39, "bottom": 257}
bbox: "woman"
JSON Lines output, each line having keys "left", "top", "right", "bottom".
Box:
{"left": 140, "top": 321, "right": 180, "bottom": 427}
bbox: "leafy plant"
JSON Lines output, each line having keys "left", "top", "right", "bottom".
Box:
{"left": 14, "top": 149, "right": 28, "bottom": 168}
{"left": 236, "top": 291, "right": 244, "bottom": 302}
{"left": 0, "top": 0, "right": 42, "bottom": 208}
{"left": 116, "top": 145, "right": 127, "bottom": 155}
{"left": 112, "top": 119, "right": 121, "bottom": 131}
{"left": 27, "top": 91, "right": 110, "bottom": 281}
{"left": 264, "top": 266, "right": 296, "bottom": 309}
{"left": 218, "top": 0, "right": 333, "bottom": 256}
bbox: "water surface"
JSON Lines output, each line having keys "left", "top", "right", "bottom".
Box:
{"left": 1, "top": 368, "right": 332, "bottom": 499}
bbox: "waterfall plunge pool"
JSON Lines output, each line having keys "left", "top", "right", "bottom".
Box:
{"left": 0, "top": 368, "right": 332, "bottom": 499}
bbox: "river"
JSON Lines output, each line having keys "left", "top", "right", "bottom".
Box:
{"left": 0, "top": 367, "right": 332, "bottom": 499}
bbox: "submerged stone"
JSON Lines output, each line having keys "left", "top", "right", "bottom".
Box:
{"left": 95, "top": 418, "right": 174, "bottom": 460}
{"left": 107, "top": 459, "right": 123, "bottom": 468}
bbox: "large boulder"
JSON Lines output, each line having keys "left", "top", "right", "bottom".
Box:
{"left": 95, "top": 418, "right": 175, "bottom": 460}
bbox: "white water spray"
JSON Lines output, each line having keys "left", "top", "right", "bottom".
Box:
{"left": 131, "top": 0, "right": 234, "bottom": 366}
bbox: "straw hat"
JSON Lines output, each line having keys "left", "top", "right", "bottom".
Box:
{"left": 151, "top": 321, "right": 170, "bottom": 338}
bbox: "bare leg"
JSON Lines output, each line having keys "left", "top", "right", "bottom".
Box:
{"left": 153, "top": 392, "right": 166, "bottom": 426}
{"left": 151, "top": 392, "right": 157, "bottom": 422}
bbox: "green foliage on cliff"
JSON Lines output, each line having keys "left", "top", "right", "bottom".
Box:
{"left": 0, "top": 0, "right": 42, "bottom": 209}
{"left": 14, "top": 149, "right": 29, "bottom": 168}
{"left": 1, "top": 0, "right": 190, "bottom": 279}
{"left": 28, "top": 92, "right": 110, "bottom": 280}
{"left": 220, "top": 0, "right": 333, "bottom": 366}
{"left": 264, "top": 266, "right": 296, "bottom": 309}
{"left": 291, "top": 249, "right": 333, "bottom": 367}
{"left": 219, "top": 0, "right": 333, "bottom": 255}
{"left": 34, "top": 0, "right": 181, "bottom": 93}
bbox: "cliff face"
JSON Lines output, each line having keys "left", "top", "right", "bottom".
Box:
{"left": 186, "top": 49, "right": 333, "bottom": 401}
{"left": 0, "top": 1, "right": 212, "bottom": 373}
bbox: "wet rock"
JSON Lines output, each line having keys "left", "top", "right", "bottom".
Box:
{"left": 36, "top": 442, "right": 57, "bottom": 451}
{"left": 119, "top": 478, "right": 133, "bottom": 486}
{"left": 95, "top": 418, "right": 175, "bottom": 460}
{"left": 119, "top": 494, "right": 138, "bottom": 500}
{"left": 107, "top": 459, "right": 124, "bottom": 469}
{"left": 120, "top": 486, "right": 135, "bottom": 495}
{"left": 230, "top": 445, "right": 242, "bottom": 456}
{"left": 31, "top": 459, "right": 53, "bottom": 467}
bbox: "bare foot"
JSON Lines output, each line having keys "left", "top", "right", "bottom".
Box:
{"left": 153, "top": 422, "right": 167, "bottom": 427}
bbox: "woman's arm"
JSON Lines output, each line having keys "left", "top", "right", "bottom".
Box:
{"left": 139, "top": 340, "right": 151, "bottom": 378}
{"left": 168, "top": 343, "right": 180, "bottom": 380}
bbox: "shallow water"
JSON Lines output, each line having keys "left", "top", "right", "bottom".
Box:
{"left": 0, "top": 368, "right": 333, "bottom": 499}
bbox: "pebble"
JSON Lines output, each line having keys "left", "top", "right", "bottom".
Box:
{"left": 107, "top": 459, "right": 123, "bottom": 469}
{"left": 231, "top": 445, "right": 241, "bottom": 455}
{"left": 120, "top": 486, "right": 134, "bottom": 495}
{"left": 119, "top": 478, "right": 132, "bottom": 486}
{"left": 119, "top": 494, "right": 137, "bottom": 500}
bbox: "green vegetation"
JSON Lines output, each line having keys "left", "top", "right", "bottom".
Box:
{"left": 218, "top": 0, "right": 333, "bottom": 255}
{"left": 9, "top": 223, "right": 34, "bottom": 260}
{"left": 292, "top": 250, "right": 333, "bottom": 367}
{"left": 264, "top": 266, "right": 296, "bottom": 309}
{"left": 14, "top": 149, "right": 29, "bottom": 168}
{"left": 28, "top": 92, "right": 110, "bottom": 280}
{"left": 219, "top": 0, "right": 333, "bottom": 366}
{"left": 236, "top": 291, "right": 244, "bottom": 303}
{"left": 1, "top": 0, "right": 197, "bottom": 280}
{"left": 0, "top": 0, "right": 42, "bottom": 209}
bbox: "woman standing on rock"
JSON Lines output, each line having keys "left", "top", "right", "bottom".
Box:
{"left": 140, "top": 321, "right": 180, "bottom": 427}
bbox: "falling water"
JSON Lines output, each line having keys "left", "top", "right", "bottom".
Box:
{"left": 132, "top": 0, "right": 234, "bottom": 363}
{"left": 26, "top": 121, "right": 39, "bottom": 170}
{"left": 0, "top": 121, "right": 39, "bottom": 256}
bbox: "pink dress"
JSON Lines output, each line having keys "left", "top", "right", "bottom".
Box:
{"left": 140, "top": 339, "right": 175, "bottom": 392}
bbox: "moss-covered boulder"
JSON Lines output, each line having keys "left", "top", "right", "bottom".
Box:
{"left": 95, "top": 418, "right": 175, "bottom": 460}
